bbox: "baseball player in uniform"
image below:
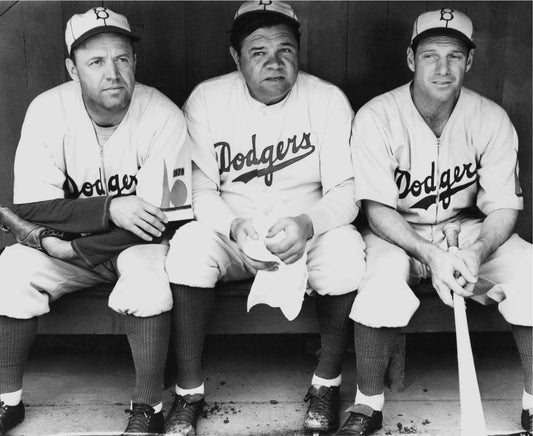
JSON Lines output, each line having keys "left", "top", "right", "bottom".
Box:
{"left": 0, "top": 7, "right": 191, "bottom": 435}
{"left": 163, "top": 1, "right": 366, "bottom": 434}
{"left": 336, "top": 8, "right": 533, "bottom": 435}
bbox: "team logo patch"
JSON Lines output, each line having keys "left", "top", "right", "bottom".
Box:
{"left": 259, "top": 0, "right": 273, "bottom": 10}
{"left": 160, "top": 162, "right": 189, "bottom": 211}
{"left": 215, "top": 132, "right": 316, "bottom": 186}
{"left": 395, "top": 161, "right": 478, "bottom": 210}
{"left": 93, "top": 7, "right": 110, "bottom": 23}
{"left": 440, "top": 8, "right": 454, "bottom": 27}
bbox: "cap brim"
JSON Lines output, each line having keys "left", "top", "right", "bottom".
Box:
{"left": 70, "top": 26, "right": 140, "bottom": 54}
{"left": 234, "top": 10, "right": 300, "bottom": 27}
{"left": 412, "top": 27, "right": 476, "bottom": 50}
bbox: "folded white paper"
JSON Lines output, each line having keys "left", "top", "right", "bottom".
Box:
{"left": 243, "top": 214, "right": 308, "bottom": 321}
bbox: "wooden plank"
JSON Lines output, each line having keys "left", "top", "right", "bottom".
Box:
{"left": 0, "top": 1, "right": 25, "bottom": 249}
{"left": 346, "top": 1, "right": 425, "bottom": 112}
{"left": 460, "top": 2, "right": 507, "bottom": 103}
{"left": 502, "top": 2, "right": 532, "bottom": 242}
{"left": 184, "top": 1, "right": 235, "bottom": 95}
{"left": 305, "top": 1, "right": 348, "bottom": 88}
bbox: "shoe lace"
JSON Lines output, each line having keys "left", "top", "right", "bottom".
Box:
{"left": 343, "top": 412, "right": 373, "bottom": 432}
{"left": 0, "top": 401, "right": 7, "bottom": 416}
{"left": 124, "top": 404, "right": 154, "bottom": 432}
{"left": 167, "top": 395, "right": 201, "bottom": 426}
{"left": 304, "top": 388, "right": 334, "bottom": 418}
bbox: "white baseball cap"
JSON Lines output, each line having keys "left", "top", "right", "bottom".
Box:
{"left": 65, "top": 6, "right": 140, "bottom": 55}
{"left": 411, "top": 8, "right": 475, "bottom": 50}
{"left": 234, "top": 0, "right": 300, "bottom": 26}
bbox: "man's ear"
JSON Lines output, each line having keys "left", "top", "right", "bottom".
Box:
{"left": 466, "top": 49, "right": 474, "bottom": 73}
{"left": 229, "top": 47, "right": 240, "bottom": 70}
{"left": 406, "top": 46, "right": 415, "bottom": 72}
{"left": 65, "top": 58, "right": 79, "bottom": 82}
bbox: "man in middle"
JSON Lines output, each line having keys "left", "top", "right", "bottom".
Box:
{"left": 164, "top": 1, "right": 366, "bottom": 435}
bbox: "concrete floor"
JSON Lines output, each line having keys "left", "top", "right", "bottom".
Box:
{"left": 6, "top": 333, "right": 529, "bottom": 436}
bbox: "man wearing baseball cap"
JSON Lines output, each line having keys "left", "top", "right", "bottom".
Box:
{"left": 342, "top": 8, "right": 532, "bottom": 435}
{"left": 0, "top": 6, "right": 191, "bottom": 434}
{"left": 164, "top": 1, "right": 365, "bottom": 434}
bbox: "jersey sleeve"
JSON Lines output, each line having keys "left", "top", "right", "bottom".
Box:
{"left": 13, "top": 99, "right": 69, "bottom": 203}
{"left": 351, "top": 106, "right": 400, "bottom": 209}
{"left": 134, "top": 96, "right": 193, "bottom": 222}
{"left": 183, "top": 86, "right": 239, "bottom": 238}
{"left": 476, "top": 109, "right": 523, "bottom": 214}
{"left": 306, "top": 87, "right": 358, "bottom": 235}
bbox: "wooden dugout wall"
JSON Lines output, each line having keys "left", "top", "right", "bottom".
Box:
{"left": 0, "top": 1, "right": 531, "bottom": 249}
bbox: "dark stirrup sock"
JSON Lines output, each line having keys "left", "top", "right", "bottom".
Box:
{"left": 512, "top": 325, "right": 533, "bottom": 394}
{"left": 0, "top": 316, "right": 38, "bottom": 394}
{"left": 354, "top": 322, "right": 401, "bottom": 396}
{"left": 314, "top": 292, "right": 357, "bottom": 380}
{"left": 124, "top": 312, "right": 170, "bottom": 405}
{"left": 171, "top": 284, "right": 215, "bottom": 389}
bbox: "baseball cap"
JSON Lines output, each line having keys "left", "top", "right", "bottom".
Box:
{"left": 411, "top": 8, "right": 476, "bottom": 50}
{"left": 234, "top": 0, "right": 300, "bottom": 26}
{"left": 65, "top": 6, "right": 140, "bottom": 55}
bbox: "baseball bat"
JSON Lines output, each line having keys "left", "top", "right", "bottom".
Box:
{"left": 443, "top": 222, "right": 487, "bottom": 436}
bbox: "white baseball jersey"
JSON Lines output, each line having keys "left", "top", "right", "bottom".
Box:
{"left": 14, "top": 81, "right": 192, "bottom": 223}
{"left": 185, "top": 71, "right": 357, "bottom": 238}
{"left": 352, "top": 83, "right": 523, "bottom": 224}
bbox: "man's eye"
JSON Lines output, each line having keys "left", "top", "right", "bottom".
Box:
{"left": 252, "top": 51, "right": 265, "bottom": 57}
{"left": 90, "top": 59, "right": 102, "bottom": 66}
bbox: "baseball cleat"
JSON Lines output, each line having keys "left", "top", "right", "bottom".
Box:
{"left": 122, "top": 402, "right": 164, "bottom": 435}
{"left": 0, "top": 206, "right": 45, "bottom": 250}
{"left": 0, "top": 400, "right": 25, "bottom": 435}
{"left": 303, "top": 385, "right": 340, "bottom": 434}
{"left": 334, "top": 404, "right": 382, "bottom": 435}
{"left": 163, "top": 393, "right": 204, "bottom": 435}
{"left": 522, "top": 408, "right": 532, "bottom": 433}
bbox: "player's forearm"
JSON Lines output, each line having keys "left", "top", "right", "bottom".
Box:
{"left": 13, "top": 196, "right": 112, "bottom": 233}
{"left": 307, "top": 179, "right": 358, "bottom": 236}
{"left": 468, "top": 208, "right": 518, "bottom": 262}
{"left": 364, "top": 199, "right": 438, "bottom": 265}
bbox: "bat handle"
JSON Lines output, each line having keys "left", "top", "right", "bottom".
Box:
{"left": 443, "top": 222, "right": 461, "bottom": 253}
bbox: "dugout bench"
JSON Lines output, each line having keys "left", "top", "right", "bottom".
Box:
{"left": 38, "top": 279, "right": 510, "bottom": 391}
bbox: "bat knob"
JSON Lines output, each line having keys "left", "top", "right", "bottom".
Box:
{"left": 443, "top": 222, "right": 461, "bottom": 249}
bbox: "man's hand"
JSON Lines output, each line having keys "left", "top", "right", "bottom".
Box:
{"left": 265, "top": 214, "right": 314, "bottom": 264}
{"left": 455, "top": 244, "right": 485, "bottom": 294}
{"left": 230, "top": 217, "right": 279, "bottom": 275}
{"left": 108, "top": 196, "right": 168, "bottom": 241}
{"left": 426, "top": 245, "right": 477, "bottom": 307}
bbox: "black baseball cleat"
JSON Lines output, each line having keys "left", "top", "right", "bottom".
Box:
{"left": 334, "top": 404, "right": 382, "bottom": 436}
{"left": 0, "top": 400, "right": 25, "bottom": 435}
{"left": 522, "top": 408, "right": 532, "bottom": 433}
{"left": 164, "top": 393, "right": 204, "bottom": 436}
{"left": 303, "top": 385, "right": 340, "bottom": 434}
{"left": 0, "top": 206, "right": 45, "bottom": 250}
{"left": 122, "top": 403, "right": 164, "bottom": 435}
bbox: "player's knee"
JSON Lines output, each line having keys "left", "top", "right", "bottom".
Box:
{"left": 166, "top": 222, "right": 221, "bottom": 286}
{"left": 109, "top": 272, "right": 172, "bottom": 317}
{"left": 0, "top": 245, "right": 51, "bottom": 318}
{"left": 308, "top": 226, "right": 366, "bottom": 295}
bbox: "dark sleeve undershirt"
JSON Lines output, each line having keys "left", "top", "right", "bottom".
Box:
{"left": 71, "top": 220, "right": 189, "bottom": 268}
{"left": 13, "top": 196, "right": 113, "bottom": 234}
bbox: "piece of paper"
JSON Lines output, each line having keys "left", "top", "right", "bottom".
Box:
{"left": 243, "top": 214, "right": 308, "bottom": 321}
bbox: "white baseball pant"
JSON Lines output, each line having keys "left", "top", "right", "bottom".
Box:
{"left": 350, "top": 216, "right": 533, "bottom": 328}
{"left": 0, "top": 243, "right": 172, "bottom": 319}
{"left": 166, "top": 221, "right": 366, "bottom": 295}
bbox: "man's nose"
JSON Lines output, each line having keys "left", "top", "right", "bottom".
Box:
{"left": 105, "top": 61, "right": 120, "bottom": 80}
{"left": 436, "top": 57, "right": 450, "bottom": 75}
